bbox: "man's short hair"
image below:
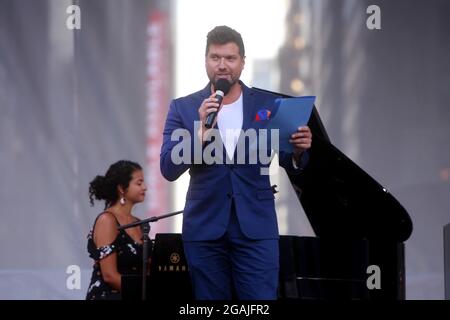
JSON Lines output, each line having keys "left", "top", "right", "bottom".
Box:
{"left": 205, "top": 25, "right": 245, "bottom": 58}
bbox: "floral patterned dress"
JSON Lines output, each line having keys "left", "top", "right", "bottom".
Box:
{"left": 85, "top": 212, "right": 151, "bottom": 300}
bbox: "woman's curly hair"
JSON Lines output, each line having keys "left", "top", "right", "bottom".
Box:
{"left": 89, "top": 160, "right": 142, "bottom": 210}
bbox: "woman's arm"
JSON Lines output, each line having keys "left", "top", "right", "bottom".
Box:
{"left": 94, "top": 213, "right": 122, "bottom": 291}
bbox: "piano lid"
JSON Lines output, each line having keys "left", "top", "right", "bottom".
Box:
{"left": 253, "top": 87, "right": 413, "bottom": 242}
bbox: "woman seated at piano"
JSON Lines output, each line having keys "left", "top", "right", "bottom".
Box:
{"left": 85, "top": 160, "right": 150, "bottom": 300}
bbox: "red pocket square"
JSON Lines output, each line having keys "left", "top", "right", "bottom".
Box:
{"left": 254, "top": 109, "right": 271, "bottom": 121}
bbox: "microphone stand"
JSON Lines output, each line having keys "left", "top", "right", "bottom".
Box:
{"left": 118, "top": 210, "right": 183, "bottom": 300}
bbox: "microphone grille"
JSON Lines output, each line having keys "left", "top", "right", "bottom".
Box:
{"left": 215, "top": 79, "right": 232, "bottom": 95}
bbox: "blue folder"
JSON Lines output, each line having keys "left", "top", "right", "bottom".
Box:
{"left": 267, "top": 96, "right": 315, "bottom": 153}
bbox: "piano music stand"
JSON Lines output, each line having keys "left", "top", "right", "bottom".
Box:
{"left": 118, "top": 210, "right": 183, "bottom": 300}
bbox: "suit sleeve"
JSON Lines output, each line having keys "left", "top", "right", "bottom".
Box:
{"left": 278, "top": 150, "right": 309, "bottom": 175}
{"left": 160, "top": 100, "right": 194, "bottom": 182}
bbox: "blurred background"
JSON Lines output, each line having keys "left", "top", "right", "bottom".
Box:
{"left": 0, "top": 0, "right": 449, "bottom": 299}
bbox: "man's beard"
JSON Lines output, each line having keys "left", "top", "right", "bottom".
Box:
{"left": 211, "top": 77, "right": 238, "bottom": 87}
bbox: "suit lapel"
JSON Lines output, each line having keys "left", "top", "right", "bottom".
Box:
{"left": 230, "top": 83, "right": 258, "bottom": 163}
{"left": 198, "top": 83, "right": 212, "bottom": 105}
{"left": 241, "top": 83, "right": 256, "bottom": 132}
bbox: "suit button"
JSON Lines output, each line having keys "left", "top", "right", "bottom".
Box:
{"left": 227, "top": 193, "right": 232, "bottom": 199}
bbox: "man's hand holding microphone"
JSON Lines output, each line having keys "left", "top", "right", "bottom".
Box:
{"left": 197, "top": 79, "right": 231, "bottom": 144}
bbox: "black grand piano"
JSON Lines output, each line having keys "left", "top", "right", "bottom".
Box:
{"left": 276, "top": 94, "right": 413, "bottom": 300}
{"left": 123, "top": 89, "right": 413, "bottom": 300}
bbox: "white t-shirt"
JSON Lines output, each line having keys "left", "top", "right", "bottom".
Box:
{"left": 217, "top": 93, "right": 243, "bottom": 160}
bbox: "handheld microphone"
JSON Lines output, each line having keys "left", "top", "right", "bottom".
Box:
{"left": 205, "top": 79, "right": 232, "bottom": 129}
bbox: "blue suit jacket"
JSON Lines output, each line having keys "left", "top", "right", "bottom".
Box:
{"left": 160, "top": 82, "right": 308, "bottom": 241}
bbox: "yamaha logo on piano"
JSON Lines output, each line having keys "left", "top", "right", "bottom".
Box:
{"left": 170, "top": 252, "right": 180, "bottom": 264}
{"left": 157, "top": 251, "right": 188, "bottom": 272}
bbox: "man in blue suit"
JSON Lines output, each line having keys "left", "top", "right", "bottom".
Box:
{"left": 160, "top": 26, "right": 312, "bottom": 300}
